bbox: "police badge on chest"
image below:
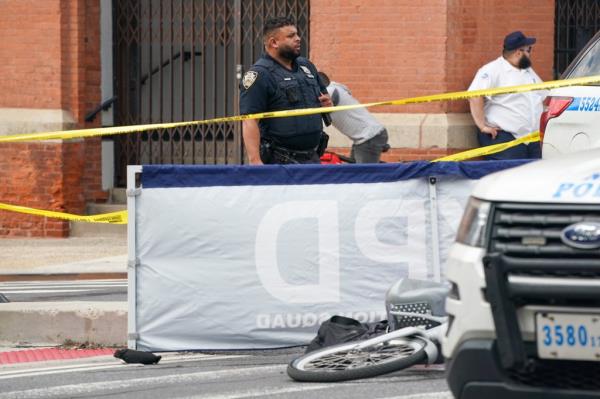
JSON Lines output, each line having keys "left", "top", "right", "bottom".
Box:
{"left": 300, "top": 65, "right": 314, "bottom": 78}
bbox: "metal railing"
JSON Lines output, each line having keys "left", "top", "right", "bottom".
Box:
{"left": 113, "top": 0, "right": 310, "bottom": 186}
{"left": 555, "top": 0, "right": 600, "bottom": 78}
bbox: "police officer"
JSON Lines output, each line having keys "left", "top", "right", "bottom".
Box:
{"left": 239, "top": 17, "right": 332, "bottom": 165}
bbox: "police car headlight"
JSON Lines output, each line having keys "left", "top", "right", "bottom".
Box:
{"left": 456, "top": 197, "right": 491, "bottom": 248}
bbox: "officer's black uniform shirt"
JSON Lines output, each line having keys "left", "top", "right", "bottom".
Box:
{"left": 239, "top": 53, "right": 326, "bottom": 150}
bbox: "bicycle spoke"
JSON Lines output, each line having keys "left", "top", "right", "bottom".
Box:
{"left": 303, "top": 342, "right": 419, "bottom": 372}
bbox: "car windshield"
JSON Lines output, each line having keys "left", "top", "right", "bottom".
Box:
{"left": 566, "top": 36, "right": 600, "bottom": 78}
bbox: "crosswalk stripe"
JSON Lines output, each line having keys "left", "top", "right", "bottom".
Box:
{"left": 0, "top": 364, "right": 281, "bottom": 398}
{"left": 0, "top": 280, "right": 127, "bottom": 293}
{"left": 183, "top": 389, "right": 453, "bottom": 399}
{"left": 0, "top": 286, "right": 125, "bottom": 290}
{"left": 0, "top": 284, "right": 126, "bottom": 288}
{"left": 0, "top": 289, "right": 114, "bottom": 294}
{"left": 0, "top": 279, "right": 124, "bottom": 283}
{"left": 0, "top": 353, "right": 247, "bottom": 380}
{"left": 0, "top": 280, "right": 125, "bottom": 287}
{"left": 180, "top": 385, "right": 338, "bottom": 399}
{"left": 375, "top": 393, "right": 452, "bottom": 399}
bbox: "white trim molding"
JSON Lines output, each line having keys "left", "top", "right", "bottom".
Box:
{"left": 325, "top": 112, "right": 478, "bottom": 150}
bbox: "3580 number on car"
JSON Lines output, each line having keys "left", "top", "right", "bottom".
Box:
{"left": 536, "top": 312, "right": 600, "bottom": 361}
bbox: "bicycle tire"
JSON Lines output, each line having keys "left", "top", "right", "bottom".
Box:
{"left": 287, "top": 335, "right": 427, "bottom": 382}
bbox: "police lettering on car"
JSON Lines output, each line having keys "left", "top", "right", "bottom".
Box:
{"left": 239, "top": 16, "right": 332, "bottom": 165}
{"left": 553, "top": 173, "right": 600, "bottom": 199}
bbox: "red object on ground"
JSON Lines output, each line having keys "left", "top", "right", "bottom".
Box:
{"left": 320, "top": 152, "right": 343, "bottom": 164}
{"left": 0, "top": 348, "right": 115, "bottom": 364}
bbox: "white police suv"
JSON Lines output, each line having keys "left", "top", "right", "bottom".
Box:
{"left": 542, "top": 31, "right": 600, "bottom": 158}
{"left": 442, "top": 148, "right": 600, "bottom": 398}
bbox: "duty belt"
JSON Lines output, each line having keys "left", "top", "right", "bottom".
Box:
{"left": 272, "top": 145, "right": 316, "bottom": 161}
{"left": 260, "top": 137, "right": 318, "bottom": 164}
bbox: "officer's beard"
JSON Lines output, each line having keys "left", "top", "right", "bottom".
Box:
{"left": 518, "top": 55, "right": 532, "bottom": 69}
{"left": 278, "top": 46, "right": 300, "bottom": 62}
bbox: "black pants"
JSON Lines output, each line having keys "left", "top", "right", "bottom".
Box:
{"left": 477, "top": 130, "right": 541, "bottom": 160}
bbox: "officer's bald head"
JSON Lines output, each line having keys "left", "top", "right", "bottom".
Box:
{"left": 263, "top": 16, "right": 296, "bottom": 45}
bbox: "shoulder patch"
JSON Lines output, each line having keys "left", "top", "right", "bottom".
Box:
{"left": 242, "top": 71, "right": 258, "bottom": 89}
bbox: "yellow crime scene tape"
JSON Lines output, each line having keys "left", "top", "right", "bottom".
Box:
{"left": 0, "top": 131, "right": 538, "bottom": 223}
{"left": 432, "top": 131, "right": 540, "bottom": 162}
{"left": 1, "top": 74, "right": 599, "bottom": 223}
{"left": 1, "top": 74, "right": 599, "bottom": 143}
{"left": 0, "top": 202, "right": 127, "bottom": 224}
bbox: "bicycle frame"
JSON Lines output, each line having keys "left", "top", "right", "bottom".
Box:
{"left": 388, "top": 310, "right": 448, "bottom": 326}
{"left": 349, "top": 312, "right": 448, "bottom": 365}
{"left": 287, "top": 285, "right": 450, "bottom": 383}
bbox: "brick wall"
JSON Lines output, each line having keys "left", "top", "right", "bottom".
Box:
{"left": 0, "top": 142, "right": 85, "bottom": 237}
{"left": 0, "top": 1, "right": 62, "bottom": 109}
{"left": 310, "top": 0, "right": 449, "bottom": 114}
{"left": 0, "top": 0, "right": 102, "bottom": 237}
{"left": 79, "top": 0, "right": 104, "bottom": 202}
{"left": 310, "top": 0, "right": 555, "bottom": 114}
{"left": 445, "top": 0, "right": 555, "bottom": 112}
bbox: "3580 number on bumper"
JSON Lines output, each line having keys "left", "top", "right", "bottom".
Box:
{"left": 536, "top": 312, "right": 600, "bottom": 361}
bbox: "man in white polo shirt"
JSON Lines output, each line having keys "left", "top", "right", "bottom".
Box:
{"left": 468, "top": 31, "right": 547, "bottom": 159}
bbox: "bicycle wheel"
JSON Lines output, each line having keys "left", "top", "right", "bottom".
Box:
{"left": 287, "top": 336, "right": 427, "bottom": 382}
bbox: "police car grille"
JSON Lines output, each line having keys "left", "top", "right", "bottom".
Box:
{"left": 508, "top": 359, "right": 600, "bottom": 390}
{"left": 489, "top": 203, "right": 600, "bottom": 259}
{"left": 509, "top": 269, "right": 600, "bottom": 278}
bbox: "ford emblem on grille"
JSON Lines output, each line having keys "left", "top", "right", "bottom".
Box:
{"left": 560, "top": 222, "right": 600, "bottom": 249}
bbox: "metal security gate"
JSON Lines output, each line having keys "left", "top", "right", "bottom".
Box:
{"left": 555, "top": 0, "right": 600, "bottom": 78}
{"left": 113, "top": 0, "right": 310, "bottom": 186}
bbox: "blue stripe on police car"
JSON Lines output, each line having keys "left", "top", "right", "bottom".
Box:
{"left": 566, "top": 96, "right": 600, "bottom": 111}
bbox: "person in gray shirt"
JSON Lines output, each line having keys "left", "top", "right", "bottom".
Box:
{"left": 318, "top": 72, "right": 389, "bottom": 163}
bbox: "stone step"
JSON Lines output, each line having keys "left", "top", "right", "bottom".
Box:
{"left": 0, "top": 302, "right": 127, "bottom": 346}
{"left": 69, "top": 203, "right": 127, "bottom": 238}
{"left": 109, "top": 188, "right": 127, "bottom": 204}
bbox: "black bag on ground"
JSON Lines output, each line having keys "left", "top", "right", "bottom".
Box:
{"left": 114, "top": 348, "right": 161, "bottom": 365}
{"left": 306, "top": 315, "right": 367, "bottom": 353}
{"left": 306, "top": 315, "right": 389, "bottom": 354}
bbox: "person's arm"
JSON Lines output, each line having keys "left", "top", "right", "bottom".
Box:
{"left": 319, "top": 92, "right": 333, "bottom": 108}
{"left": 469, "top": 97, "right": 498, "bottom": 139}
{"left": 239, "top": 68, "right": 269, "bottom": 165}
{"left": 468, "top": 66, "right": 499, "bottom": 139}
{"left": 242, "top": 119, "right": 263, "bottom": 165}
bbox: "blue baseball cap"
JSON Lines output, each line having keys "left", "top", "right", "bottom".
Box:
{"left": 503, "top": 31, "right": 536, "bottom": 51}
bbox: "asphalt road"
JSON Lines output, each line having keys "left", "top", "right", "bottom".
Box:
{"left": 0, "top": 275, "right": 451, "bottom": 398}
{"left": 0, "top": 279, "right": 126, "bottom": 302}
{"left": 0, "top": 350, "right": 452, "bottom": 399}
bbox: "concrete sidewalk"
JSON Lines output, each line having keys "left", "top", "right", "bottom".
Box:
{"left": 0, "top": 237, "right": 128, "bottom": 348}
{"left": 0, "top": 237, "right": 127, "bottom": 272}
